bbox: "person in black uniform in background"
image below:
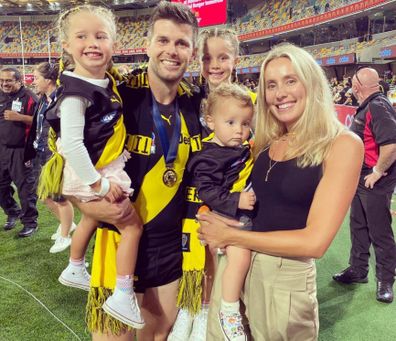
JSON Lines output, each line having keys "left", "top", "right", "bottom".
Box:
{"left": 0, "top": 67, "right": 38, "bottom": 237}
{"left": 333, "top": 67, "right": 396, "bottom": 303}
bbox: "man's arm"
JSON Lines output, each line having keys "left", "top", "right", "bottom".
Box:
{"left": 376, "top": 144, "right": 396, "bottom": 174}
{"left": 364, "top": 143, "right": 396, "bottom": 189}
{"left": 365, "top": 99, "right": 396, "bottom": 188}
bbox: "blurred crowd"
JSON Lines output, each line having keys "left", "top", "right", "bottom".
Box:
{"left": 0, "top": 0, "right": 365, "bottom": 55}
{"left": 331, "top": 72, "right": 396, "bottom": 106}
{"left": 232, "top": 0, "right": 359, "bottom": 35}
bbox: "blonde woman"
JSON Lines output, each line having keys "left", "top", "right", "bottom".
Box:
{"left": 198, "top": 43, "right": 364, "bottom": 340}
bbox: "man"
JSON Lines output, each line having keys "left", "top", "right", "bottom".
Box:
{"left": 82, "top": 2, "right": 202, "bottom": 340}
{"left": 333, "top": 67, "right": 396, "bottom": 303}
{"left": 0, "top": 67, "right": 39, "bottom": 237}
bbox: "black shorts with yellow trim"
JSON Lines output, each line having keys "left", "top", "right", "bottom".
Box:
{"left": 94, "top": 220, "right": 183, "bottom": 293}
{"left": 134, "top": 231, "right": 182, "bottom": 293}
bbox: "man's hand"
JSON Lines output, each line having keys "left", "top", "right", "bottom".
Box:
{"left": 4, "top": 110, "right": 22, "bottom": 121}
{"left": 104, "top": 181, "right": 126, "bottom": 203}
{"left": 364, "top": 169, "right": 385, "bottom": 189}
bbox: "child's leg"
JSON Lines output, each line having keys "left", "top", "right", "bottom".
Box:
{"left": 113, "top": 197, "right": 143, "bottom": 277}
{"left": 45, "top": 198, "right": 75, "bottom": 240}
{"left": 44, "top": 198, "right": 61, "bottom": 220}
{"left": 58, "top": 213, "right": 97, "bottom": 291}
{"left": 57, "top": 199, "right": 74, "bottom": 237}
{"left": 69, "top": 195, "right": 141, "bottom": 269}
{"left": 69, "top": 214, "right": 97, "bottom": 261}
{"left": 218, "top": 246, "right": 251, "bottom": 339}
{"left": 222, "top": 246, "right": 251, "bottom": 303}
{"left": 102, "top": 197, "right": 144, "bottom": 329}
{"left": 48, "top": 199, "right": 75, "bottom": 254}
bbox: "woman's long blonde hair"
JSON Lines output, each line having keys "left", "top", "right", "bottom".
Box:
{"left": 254, "top": 43, "right": 344, "bottom": 167}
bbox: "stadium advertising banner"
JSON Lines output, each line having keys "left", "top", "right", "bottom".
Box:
{"left": 0, "top": 52, "right": 61, "bottom": 58}
{"left": 239, "top": 0, "right": 387, "bottom": 41}
{"left": 172, "top": 0, "right": 227, "bottom": 27}
{"left": 115, "top": 48, "right": 146, "bottom": 55}
{"left": 24, "top": 74, "right": 34, "bottom": 85}
{"left": 0, "top": 47, "right": 147, "bottom": 58}
{"left": 185, "top": 66, "right": 260, "bottom": 77}
{"left": 335, "top": 105, "right": 356, "bottom": 128}
{"left": 379, "top": 45, "right": 396, "bottom": 59}
{"left": 316, "top": 53, "right": 356, "bottom": 66}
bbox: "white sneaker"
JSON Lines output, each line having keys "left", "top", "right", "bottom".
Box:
{"left": 58, "top": 263, "right": 91, "bottom": 291}
{"left": 51, "top": 222, "right": 77, "bottom": 240}
{"left": 189, "top": 307, "right": 208, "bottom": 341}
{"left": 218, "top": 310, "right": 247, "bottom": 341}
{"left": 102, "top": 288, "right": 145, "bottom": 329}
{"left": 50, "top": 236, "right": 71, "bottom": 253}
{"left": 168, "top": 308, "right": 194, "bottom": 341}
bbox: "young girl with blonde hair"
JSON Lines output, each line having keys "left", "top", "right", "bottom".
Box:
{"left": 40, "top": 5, "right": 144, "bottom": 329}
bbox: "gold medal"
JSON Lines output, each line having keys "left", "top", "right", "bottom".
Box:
{"left": 163, "top": 168, "right": 177, "bottom": 187}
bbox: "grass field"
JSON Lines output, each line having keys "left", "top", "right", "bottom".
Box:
{"left": 0, "top": 200, "right": 395, "bottom": 341}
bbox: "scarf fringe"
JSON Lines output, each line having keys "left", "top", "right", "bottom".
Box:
{"left": 177, "top": 270, "right": 204, "bottom": 316}
{"left": 86, "top": 287, "right": 132, "bottom": 335}
{"left": 37, "top": 128, "right": 64, "bottom": 200}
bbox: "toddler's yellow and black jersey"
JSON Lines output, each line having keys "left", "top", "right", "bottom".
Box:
{"left": 188, "top": 141, "right": 253, "bottom": 218}
{"left": 45, "top": 72, "right": 125, "bottom": 169}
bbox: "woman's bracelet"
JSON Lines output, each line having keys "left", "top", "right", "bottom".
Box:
{"left": 372, "top": 166, "right": 383, "bottom": 176}
{"left": 94, "top": 177, "right": 110, "bottom": 197}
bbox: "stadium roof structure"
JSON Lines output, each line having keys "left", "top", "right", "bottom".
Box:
{"left": 0, "top": 0, "right": 160, "bottom": 15}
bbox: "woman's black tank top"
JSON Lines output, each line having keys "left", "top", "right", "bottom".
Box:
{"left": 251, "top": 148, "right": 323, "bottom": 232}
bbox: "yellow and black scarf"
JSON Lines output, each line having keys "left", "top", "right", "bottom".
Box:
{"left": 86, "top": 68, "right": 202, "bottom": 334}
{"left": 178, "top": 135, "right": 254, "bottom": 315}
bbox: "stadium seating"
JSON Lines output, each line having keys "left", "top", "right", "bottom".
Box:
{"left": 231, "top": 0, "right": 360, "bottom": 35}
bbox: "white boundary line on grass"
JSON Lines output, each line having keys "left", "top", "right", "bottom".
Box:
{"left": 0, "top": 275, "right": 82, "bottom": 340}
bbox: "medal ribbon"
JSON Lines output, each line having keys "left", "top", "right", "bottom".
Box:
{"left": 151, "top": 93, "right": 181, "bottom": 167}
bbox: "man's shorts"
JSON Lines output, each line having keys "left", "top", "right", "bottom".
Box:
{"left": 134, "top": 234, "right": 182, "bottom": 293}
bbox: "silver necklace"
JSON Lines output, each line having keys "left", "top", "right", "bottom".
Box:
{"left": 264, "top": 133, "right": 295, "bottom": 182}
{"left": 265, "top": 157, "right": 278, "bottom": 182}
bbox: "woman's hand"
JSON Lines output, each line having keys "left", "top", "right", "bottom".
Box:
{"left": 197, "top": 211, "right": 242, "bottom": 249}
